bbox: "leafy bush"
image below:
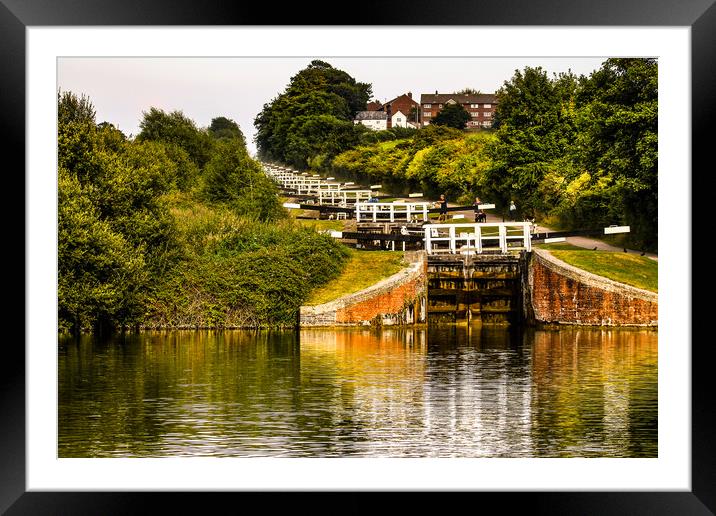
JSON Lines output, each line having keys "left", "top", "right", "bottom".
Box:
{"left": 147, "top": 212, "right": 350, "bottom": 328}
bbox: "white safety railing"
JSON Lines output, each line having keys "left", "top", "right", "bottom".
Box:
{"left": 293, "top": 182, "right": 344, "bottom": 195}
{"left": 355, "top": 202, "right": 432, "bottom": 222}
{"left": 424, "top": 222, "right": 532, "bottom": 255}
{"left": 261, "top": 163, "right": 377, "bottom": 206}
{"left": 318, "top": 190, "right": 374, "bottom": 205}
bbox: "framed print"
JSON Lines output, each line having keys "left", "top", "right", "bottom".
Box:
{"left": 6, "top": 0, "right": 713, "bottom": 513}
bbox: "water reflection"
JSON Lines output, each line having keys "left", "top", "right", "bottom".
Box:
{"left": 58, "top": 327, "right": 657, "bottom": 457}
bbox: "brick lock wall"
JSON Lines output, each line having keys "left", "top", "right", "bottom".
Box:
{"left": 336, "top": 277, "right": 422, "bottom": 323}
{"left": 528, "top": 249, "right": 658, "bottom": 326}
{"left": 300, "top": 252, "right": 428, "bottom": 327}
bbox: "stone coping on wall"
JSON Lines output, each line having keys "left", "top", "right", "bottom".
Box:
{"left": 533, "top": 248, "right": 658, "bottom": 303}
{"left": 300, "top": 251, "right": 426, "bottom": 326}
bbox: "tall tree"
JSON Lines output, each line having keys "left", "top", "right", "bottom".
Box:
{"left": 209, "top": 116, "right": 244, "bottom": 142}
{"left": 137, "top": 108, "right": 213, "bottom": 169}
{"left": 254, "top": 60, "right": 372, "bottom": 168}
{"left": 574, "top": 58, "right": 658, "bottom": 249}
{"left": 58, "top": 92, "right": 178, "bottom": 333}
{"left": 431, "top": 103, "right": 471, "bottom": 130}
{"left": 58, "top": 89, "right": 96, "bottom": 125}
{"left": 485, "top": 67, "right": 579, "bottom": 217}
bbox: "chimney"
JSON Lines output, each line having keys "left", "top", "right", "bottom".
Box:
{"left": 435, "top": 90, "right": 438, "bottom": 95}
{"left": 407, "top": 92, "right": 412, "bottom": 98}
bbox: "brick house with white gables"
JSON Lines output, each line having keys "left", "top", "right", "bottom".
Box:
{"left": 382, "top": 92, "right": 420, "bottom": 128}
{"left": 420, "top": 92, "right": 498, "bottom": 128}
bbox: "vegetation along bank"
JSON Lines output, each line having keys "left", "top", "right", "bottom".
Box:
{"left": 58, "top": 92, "right": 350, "bottom": 334}
{"left": 255, "top": 59, "right": 657, "bottom": 252}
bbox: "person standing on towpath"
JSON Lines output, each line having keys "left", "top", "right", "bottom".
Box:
{"left": 509, "top": 200, "right": 517, "bottom": 221}
{"left": 473, "top": 196, "right": 486, "bottom": 223}
{"left": 438, "top": 194, "right": 448, "bottom": 222}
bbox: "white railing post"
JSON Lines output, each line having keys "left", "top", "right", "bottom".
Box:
{"left": 422, "top": 204, "right": 428, "bottom": 221}
{"left": 476, "top": 225, "right": 482, "bottom": 253}
{"left": 372, "top": 204, "right": 377, "bottom": 222}
{"left": 499, "top": 225, "right": 507, "bottom": 253}
{"left": 523, "top": 222, "right": 531, "bottom": 251}
{"left": 425, "top": 227, "right": 432, "bottom": 254}
{"left": 449, "top": 226, "right": 456, "bottom": 254}
{"left": 390, "top": 204, "right": 395, "bottom": 222}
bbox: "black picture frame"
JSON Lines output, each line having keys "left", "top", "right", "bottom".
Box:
{"left": 5, "top": 0, "right": 711, "bottom": 513}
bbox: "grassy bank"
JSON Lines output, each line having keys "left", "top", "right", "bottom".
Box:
{"left": 537, "top": 243, "right": 657, "bottom": 292}
{"left": 304, "top": 250, "right": 405, "bottom": 305}
{"left": 144, "top": 194, "right": 351, "bottom": 328}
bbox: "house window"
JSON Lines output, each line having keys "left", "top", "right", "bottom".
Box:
{"left": 484, "top": 112, "right": 492, "bottom": 117}
{"left": 424, "top": 103, "right": 431, "bottom": 108}
{"left": 423, "top": 111, "right": 431, "bottom": 117}
{"left": 470, "top": 104, "right": 479, "bottom": 108}
{"left": 438, "top": 104, "right": 443, "bottom": 108}
{"left": 484, "top": 104, "right": 492, "bottom": 108}
{"left": 397, "top": 118, "right": 402, "bottom": 122}
{"left": 471, "top": 112, "right": 478, "bottom": 117}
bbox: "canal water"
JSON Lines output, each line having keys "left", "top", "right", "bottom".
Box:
{"left": 58, "top": 327, "right": 657, "bottom": 458}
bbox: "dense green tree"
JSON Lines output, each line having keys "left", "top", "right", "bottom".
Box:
{"left": 484, "top": 67, "right": 579, "bottom": 217}
{"left": 202, "top": 139, "right": 285, "bottom": 221}
{"left": 254, "top": 60, "right": 372, "bottom": 168}
{"left": 286, "top": 60, "right": 372, "bottom": 116}
{"left": 573, "top": 58, "right": 658, "bottom": 249}
{"left": 454, "top": 88, "right": 481, "bottom": 95}
{"left": 58, "top": 168, "right": 148, "bottom": 334}
{"left": 58, "top": 92, "right": 179, "bottom": 333}
{"left": 58, "top": 90, "right": 96, "bottom": 125}
{"left": 209, "top": 116, "right": 244, "bottom": 142}
{"left": 137, "top": 108, "right": 213, "bottom": 169}
{"left": 431, "top": 103, "right": 471, "bottom": 130}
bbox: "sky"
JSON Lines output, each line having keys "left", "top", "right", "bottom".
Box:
{"left": 58, "top": 57, "right": 607, "bottom": 156}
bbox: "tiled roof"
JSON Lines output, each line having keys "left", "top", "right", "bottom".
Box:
{"left": 420, "top": 93, "right": 497, "bottom": 105}
{"left": 384, "top": 93, "right": 419, "bottom": 106}
{"left": 355, "top": 111, "right": 388, "bottom": 120}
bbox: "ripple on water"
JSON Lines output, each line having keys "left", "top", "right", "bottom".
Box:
{"left": 58, "top": 327, "right": 657, "bottom": 458}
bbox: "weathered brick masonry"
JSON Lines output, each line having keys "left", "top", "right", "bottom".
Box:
{"left": 300, "top": 251, "right": 427, "bottom": 327}
{"left": 527, "top": 249, "right": 658, "bottom": 326}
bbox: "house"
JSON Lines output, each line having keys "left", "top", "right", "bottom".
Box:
{"left": 420, "top": 92, "right": 498, "bottom": 128}
{"left": 354, "top": 110, "right": 388, "bottom": 131}
{"left": 390, "top": 110, "right": 414, "bottom": 129}
{"left": 382, "top": 92, "right": 420, "bottom": 128}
